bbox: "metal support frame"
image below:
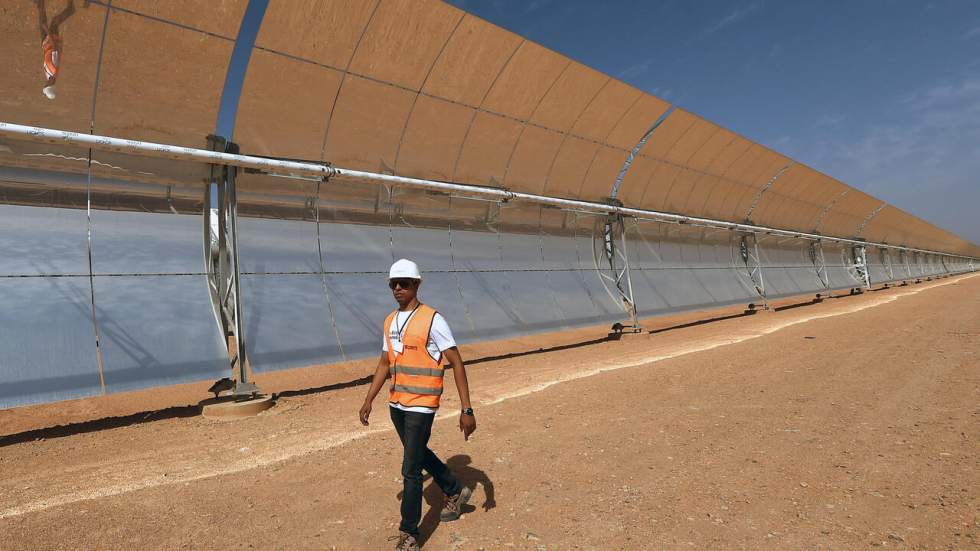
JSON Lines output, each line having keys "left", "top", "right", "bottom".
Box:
{"left": 880, "top": 247, "right": 894, "bottom": 282}
{"left": 846, "top": 244, "right": 872, "bottom": 290}
{"left": 3, "top": 122, "right": 977, "bottom": 264}
{"left": 734, "top": 232, "right": 768, "bottom": 309}
{"left": 744, "top": 162, "right": 793, "bottom": 223}
{"left": 899, "top": 249, "right": 913, "bottom": 281}
{"left": 807, "top": 240, "right": 831, "bottom": 292}
{"left": 204, "top": 135, "right": 259, "bottom": 398}
{"left": 593, "top": 199, "right": 641, "bottom": 333}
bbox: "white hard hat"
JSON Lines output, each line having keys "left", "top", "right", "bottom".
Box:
{"left": 389, "top": 258, "right": 421, "bottom": 280}
{"left": 43, "top": 86, "right": 57, "bottom": 100}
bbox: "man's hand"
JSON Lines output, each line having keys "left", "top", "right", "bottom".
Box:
{"left": 459, "top": 412, "right": 476, "bottom": 440}
{"left": 359, "top": 400, "right": 372, "bottom": 426}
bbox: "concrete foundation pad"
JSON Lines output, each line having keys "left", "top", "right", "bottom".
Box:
{"left": 199, "top": 395, "right": 275, "bottom": 420}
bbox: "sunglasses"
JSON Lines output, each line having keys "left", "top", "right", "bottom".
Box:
{"left": 388, "top": 278, "right": 417, "bottom": 290}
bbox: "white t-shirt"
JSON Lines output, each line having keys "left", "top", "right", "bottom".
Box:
{"left": 384, "top": 309, "right": 456, "bottom": 414}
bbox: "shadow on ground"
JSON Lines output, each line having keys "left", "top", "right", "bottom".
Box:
{"left": 392, "top": 455, "right": 496, "bottom": 546}
{"left": 2, "top": 287, "right": 886, "bottom": 446}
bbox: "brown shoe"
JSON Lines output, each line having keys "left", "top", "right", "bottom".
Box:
{"left": 440, "top": 486, "right": 472, "bottom": 522}
{"left": 390, "top": 531, "right": 420, "bottom": 551}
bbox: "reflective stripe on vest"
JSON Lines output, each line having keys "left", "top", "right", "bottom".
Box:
{"left": 384, "top": 303, "right": 445, "bottom": 408}
{"left": 390, "top": 365, "right": 446, "bottom": 378}
{"left": 43, "top": 35, "right": 61, "bottom": 79}
{"left": 392, "top": 384, "right": 443, "bottom": 396}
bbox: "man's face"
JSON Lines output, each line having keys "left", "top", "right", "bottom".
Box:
{"left": 389, "top": 278, "right": 419, "bottom": 305}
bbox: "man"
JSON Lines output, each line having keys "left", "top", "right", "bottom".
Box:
{"left": 359, "top": 259, "right": 477, "bottom": 551}
{"left": 36, "top": 0, "right": 76, "bottom": 100}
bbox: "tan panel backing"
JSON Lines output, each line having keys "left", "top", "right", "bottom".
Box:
{"left": 481, "top": 41, "right": 569, "bottom": 121}
{"left": 578, "top": 146, "right": 628, "bottom": 201}
{"left": 640, "top": 162, "right": 683, "bottom": 212}
{"left": 661, "top": 167, "right": 703, "bottom": 214}
{"left": 682, "top": 135, "right": 754, "bottom": 218}
{"left": 395, "top": 95, "right": 473, "bottom": 181}
{"left": 751, "top": 165, "right": 818, "bottom": 229}
{"left": 115, "top": 0, "right": 247, "bottom": 38}
{"left": 638, "top": 109, "right": 696, "bottom": 159}
{"left": 422, "top": 15, "right": 522, "bottom": 106}
{"left": 730, "top": 154, "right": 791, "bottom": 221}
{"left": 663, "top": 115, "right": 721, "bottom": 166}
{"left": 801, "top": 176, "right": 850, "bottom": 232}
{"left": 529, "top": 63, "right": 608, "bottom": 131}
{"left": 570, "top": 80, "right": 643, "bottom": 142}
{"left": 543, "top": 137, "right": 601, "bottom": 198}
{"left": 699, "top": 177, "right": 741, "bottom": 221}
{"left": 96, "top": 11, "right": 231, "bottom": 147}
{"left": 823, "top": 190, "right": 882, "bottom": 237}
{"left": 504, "top": 126, "right": 564, "bottom": 194}
{"left": 685, "top": 127, "right": 736, "bottom": 172}
{"left": 614, "top": 156, "right": 660, "bottom": 207}
{"left": 236, "top": 50, "right": 342, "bottom": 160}
{"left": 604, "top": 94, "right": 671, "bottom": 149}
{"left": 322, "top": 74, "right": 415, "bottom": 171}
{"left": 860, "top": 206, "right": 905, "bottom": 244}
{"left": 453, "top": 110, "right": 523, "bottom": 185}
{"left": 1, "top": 1, "right": 105, "bottom": 133}
{"left": 255, "top": 0, "right": 377, "bottom": 68}
{"left": 707, "top": 144, "right": 766, "bottom": 221}
{"left": 770, "top": 168, "right": 837, "bottom": 231}
{"left": 348, "top": 0, "right": 463, "bottom": 91}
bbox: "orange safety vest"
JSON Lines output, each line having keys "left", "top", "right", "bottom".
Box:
{"left": 43, "top": 35, "right": 62, "bottom": 80}
{"left": 384, "top": 303, "right": 446, "bottom": 409}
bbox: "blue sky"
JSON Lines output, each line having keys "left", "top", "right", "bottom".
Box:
{"left": 446, "top": 0, "right": 980, "bottom": 244}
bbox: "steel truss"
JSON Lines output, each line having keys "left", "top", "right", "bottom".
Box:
{"left": 879, "top": 247, "right": 895, "bottom": 283}
{"left": 733, "top": 232, "right": 768, "bottom": 309}
{"left": 204, "top": 136, "right": 259, "bottom": 397}
{"left": 844, "top": 245, "right": 872, "bottom": 291}
{"left": 2, "top": 121, "right": 976, "bottom": 266}
{"left": 593, "top": 199, "right": 641, "bottom": 333}
{"left": 806, "top": 240, "right": 831, "bottom": 292}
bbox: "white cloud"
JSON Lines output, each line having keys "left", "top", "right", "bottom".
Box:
{"left": 700, "top": 3, "right": 762, "bottom": 37}
{"left": 963, "top": 23, "right": 980, "bottom": 39}
{"left": 813, "top": 113, "right": 845, "bottom": 128}
{"left": 803, "top": 74, "right": 980, "bottom": 244}
{"left": 618, "top": 59, "right": 652, "bottom": 80}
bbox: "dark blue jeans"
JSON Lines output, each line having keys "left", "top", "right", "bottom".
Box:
{"left": 389, "top": 406, "right": 461, "bottom": 537}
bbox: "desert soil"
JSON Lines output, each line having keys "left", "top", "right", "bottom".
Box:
{"left": 1, "top": 274, "right": 978, "bottom": 550}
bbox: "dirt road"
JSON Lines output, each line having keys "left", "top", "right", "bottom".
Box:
{"left": 1, "top": 275, "right": 978, "bottom": 550}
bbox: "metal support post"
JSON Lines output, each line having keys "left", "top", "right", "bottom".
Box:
{"left": 845, "top": 245, "right": 871, "bottom": 291}
{"left": 594, "top": 199, "right": 642, "bottom": 334}
{"left": 205, "top": 135, "right": 260, "bottom": 398}
{"left": 734, "top": 232, "right": 768, "bottom": 310}
{"left": 807, "top": 240, "right": 831, "bottom": 293}
{"left": 857, "top": 245, "right": 871, "bottom": 289}
{"left": 880, "top": 247, "right": 894, "bottom": 282}
{"left": 900, "top": 250, "right": 912, "bottom": 281}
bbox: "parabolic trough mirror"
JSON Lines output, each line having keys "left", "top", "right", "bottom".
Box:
{"left": 0, "top": 0, "right": 977, "bottom": 409}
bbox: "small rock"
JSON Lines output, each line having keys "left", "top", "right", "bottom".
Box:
{"left": 888, "top": 533, "right": 905, "bottom": 543}
{"left": 800, "top": 482, "right": 809, "bottom": 488}
{"left": 525, "top": 532, "right": 540, "bottom": 541}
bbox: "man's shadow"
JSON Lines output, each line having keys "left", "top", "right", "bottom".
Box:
{"left": 396, "top": 455, "right": 496, "bottom": 546}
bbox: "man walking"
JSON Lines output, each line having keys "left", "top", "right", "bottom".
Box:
{"left": 359, "top": 259, "right": 476, "bottom": 551}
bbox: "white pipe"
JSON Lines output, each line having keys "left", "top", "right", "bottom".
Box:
{"left": 0, "top": 121, "right": 333, "bottom": 179}
{"left": 1, "top": 121, "right": 976, "bottom": 262}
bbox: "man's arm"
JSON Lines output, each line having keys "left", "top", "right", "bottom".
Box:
{"left": 444, "top": 347, "right": 476, "bottom": 440}
{"left": 359, "top": 352, "right": 390, "bottom": 426}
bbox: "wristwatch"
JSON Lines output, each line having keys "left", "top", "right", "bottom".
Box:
{"left": 461, "top": 407, "right": 474, "bottom": 416}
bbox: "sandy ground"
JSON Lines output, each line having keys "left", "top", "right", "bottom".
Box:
{"left": 0, "top": 274, "right": 978, "bottom": 550}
